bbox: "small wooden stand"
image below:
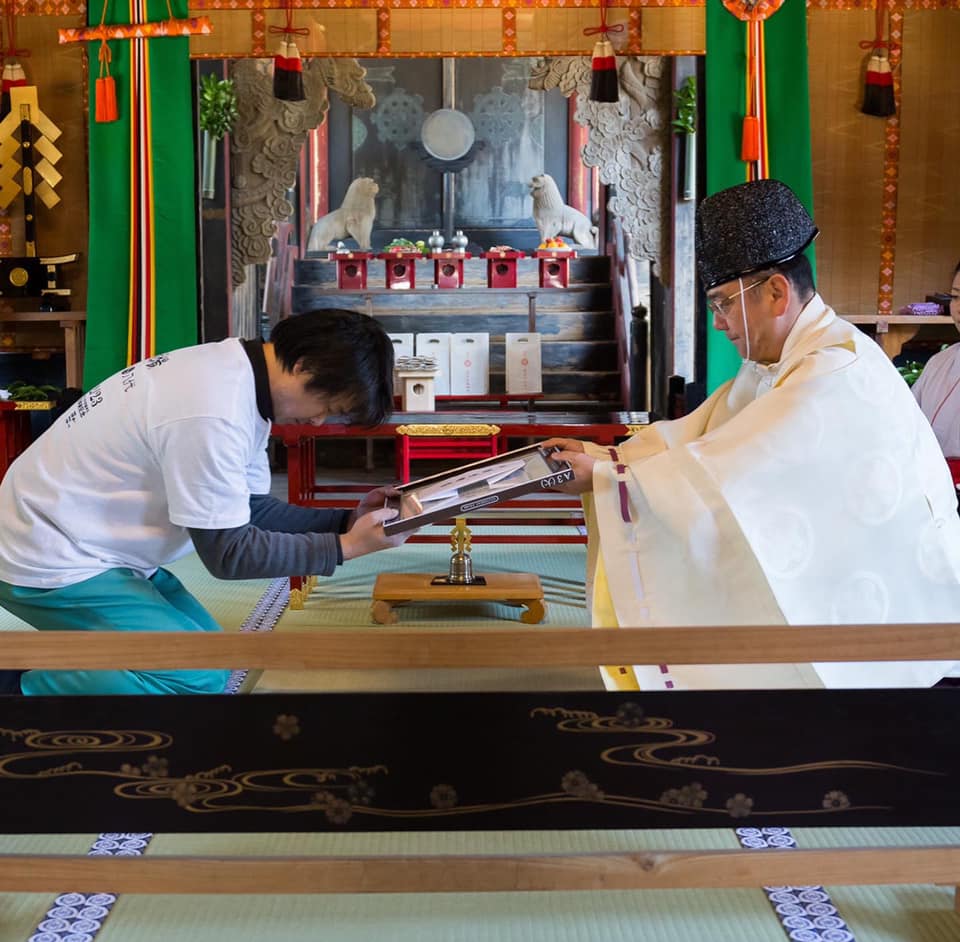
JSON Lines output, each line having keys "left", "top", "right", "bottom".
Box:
{"left": 371, "top": 572, "right": 546, "bottom": 625}
{"left": 0, "top": 400, "right": 54, "bottom": 482}
{"left": 395, "top": 370, "right": 439, "bottom": 411}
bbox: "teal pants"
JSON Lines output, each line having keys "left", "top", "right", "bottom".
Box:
{"left": 0, "top": 567, "right": 230, "bottom": 696}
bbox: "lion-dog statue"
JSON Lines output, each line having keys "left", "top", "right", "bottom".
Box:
{"left": 529, "top": 173, "right": 598, "bottom": 249}
{"left": 307, "top": 177, "right": 378, "bottom": 252}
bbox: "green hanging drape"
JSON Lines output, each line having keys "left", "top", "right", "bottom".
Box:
{"left": 705, "top": 0, "right": 816, "bottom": 391}
{"left": 84, "top": 0, "right": 198, "bottom": 388}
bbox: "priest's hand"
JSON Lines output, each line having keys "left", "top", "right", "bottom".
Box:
{"left": 346, "top": 485, "right": 402, "bottom": 530}
{"left": 341, "top": 506, "right": 409, "bottom": 560}
{"left": 549, "top": 449, "right": 596, "bottom": 495}
{"left": 541, "top": 437, "right": 586, "bottom": 454}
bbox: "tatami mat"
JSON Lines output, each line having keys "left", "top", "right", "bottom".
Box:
{"left": 3, "top": 543, "right": 960, "bottom": 940}
{"left": 255, "top": 539, "right": 601, "bottom": 693}
{"left": 95, "top": 829, "right": 790, "bottom": 942}
{"left": 0, "top": 555, "right": 273, "bottom": 635}
{"left": 792, "top": 827, "right": 960, "bottom": 942}
{"left": 4, "top": 827, "right": 960, "bottom": 942}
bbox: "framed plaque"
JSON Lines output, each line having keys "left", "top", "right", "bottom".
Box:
{"left": 383, "top": 443, "right": 574, "bottom": 535}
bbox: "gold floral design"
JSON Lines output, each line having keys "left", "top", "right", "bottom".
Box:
{"left": 822, "top": 790, "right": 851, "bottom": 810}
{"left": 314, "top": 790, "right": 354, "bottom": 824}
{"left": 119, "top": 755, "right": 169, "bottom": 779}
{"left": 726, "top": 793, "right": 755, "bottom": 818}
{"left": 561, "top": 770, "right": 604, "bottom": 801}
{"left": 172, "top": 780, "right": 200, "bottom": 809}
{"left": 272, "top": 715, "right": 300, "bottom": 741}
{"left": 660, "top": 782, "right": 708, "bottom": 808}
{"left": 430, "top": 784, "right": 458, "bottom": 809}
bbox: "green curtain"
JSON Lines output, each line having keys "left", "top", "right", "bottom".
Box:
{"left": 704, "top": 0, "right": 816, "bottom": 391}
{"left": 84, "top": 0, "right": 198, "bottom": 389}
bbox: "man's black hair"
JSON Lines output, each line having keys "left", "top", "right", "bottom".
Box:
{"left": 270, "top": 309, "right": 394, "bottom": 426}
{"left": 759, "top": 253, "right": 817, "bottom": 305}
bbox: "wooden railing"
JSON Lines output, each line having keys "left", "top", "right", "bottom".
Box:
{"left": 2, "top": 624, "right": 959, "bottom": 900}
{"left": 608, "top": 216, "right": 645, "bottom": 410}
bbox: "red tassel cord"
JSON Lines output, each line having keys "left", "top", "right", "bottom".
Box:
{"left": 0, "top": 6, "right": 29, "bottom": 119}
{"left": 741, "top": 17, "right": 767, "bottom": 177}
{"left": 859, "top": 0, "right": 896, "bottom": 117}
{"left": 270, "top": 0, "right": 308, "bottom": 102}
{"left": 583, "top": 0, "right": 623, "bottom": 103}
{"left": 92, "top": 0, "right": 119, "bottom": 123}
{"left": 94, "top": 38, "right": 118, "bottom": 123}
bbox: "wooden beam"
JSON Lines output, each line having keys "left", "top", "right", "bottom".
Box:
{"left": 3, "top": 847, "right": 960, "bottom": 895}
{"left": 0, "top": 625, "right": 958, "bottom": 670}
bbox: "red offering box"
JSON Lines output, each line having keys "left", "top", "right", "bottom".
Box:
{"left": 432, "top": 251, "right": 472, "bottom": 289}
{"left": 534, "top": 249, "right": 577, "bottom": 289}
{"left": 329, "top": 251, "right": 374, "bottom": 290}
{"left": 377, "top": 251, "right": 423, "bottom": 290}
{"left": 533, "top": 249, "right": 578, "bottom": 259}
{"left": 482, "top": 250, "right": 525, "bottom": 289}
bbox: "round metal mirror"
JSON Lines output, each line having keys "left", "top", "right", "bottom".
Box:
{"left": 420, "top": 108, "right": 476, "bottom": 161}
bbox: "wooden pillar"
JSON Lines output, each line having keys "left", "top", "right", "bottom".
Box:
{"left": 310, "top": 120, "right": 329, "bottom": 224}
{"left": 566, "top": 94, "right": 589, "bottom": 216}
{"left": 669, "top": 56, "right": 698, "bottom": 386}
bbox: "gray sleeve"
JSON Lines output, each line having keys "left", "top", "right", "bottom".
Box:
{"left": 189, "top": 523, "right": 343, "bottom": 580}
{"left": 249, "top": 493, "right": 350, "bottom": 534}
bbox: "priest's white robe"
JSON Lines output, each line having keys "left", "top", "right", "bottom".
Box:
{"left": 586, "top": 295, "right": 960, "bottom": 690}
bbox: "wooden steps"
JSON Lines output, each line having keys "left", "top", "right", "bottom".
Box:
{"left": 292, "top": 255, "right": 619, "bottom": 406}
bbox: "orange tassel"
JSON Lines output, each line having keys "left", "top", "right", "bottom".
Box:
{"left": 740, "top": 115, "right": 760, "bottom": 162}
{"left": 95, "top": 76, "right": 118, "bottom": 123}
{"left": 95, "top": 36, "right": 119, "bottom": 123}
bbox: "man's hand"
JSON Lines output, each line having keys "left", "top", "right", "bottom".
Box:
{"left": 346, "top": 485, "right": 402, "bottom": 530}
{"left": 541, "top": 438, "right": 595, "bottom": 494}
{"left": 541, "top": 437, "right": 586, "bottom": 455}
{"left": 340, "top": 506, "right": 409, "bottom": 560}
{"left": 550, "top": 449, "right": 597, "bottom": 495}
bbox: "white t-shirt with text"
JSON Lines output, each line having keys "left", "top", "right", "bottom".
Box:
{"left": 0, "top": 339, "right": 270, "bottom": 588}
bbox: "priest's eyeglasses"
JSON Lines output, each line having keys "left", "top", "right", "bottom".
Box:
{"left": 707, "top": 276, "right": 771, "bottom": 318}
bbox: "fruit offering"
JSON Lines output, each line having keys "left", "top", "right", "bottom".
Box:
{"left": 538, "top": 238, "right": 567, "bottom": 250}
{"left": 385, "top": 238, "right": 418, "bottom": 252}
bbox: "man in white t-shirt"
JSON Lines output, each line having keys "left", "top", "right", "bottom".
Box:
{"left": 0, "top": 309, "right": 406, "bottom": 696}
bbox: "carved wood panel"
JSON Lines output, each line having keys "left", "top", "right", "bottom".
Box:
{"left": 529, "top": 56, "right": 670, "bottom": 282}
{"left": 229, "top": 58, "right": 375, "bottom": 285}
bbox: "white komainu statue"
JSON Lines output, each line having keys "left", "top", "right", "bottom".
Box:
{"left": 306, "top": 177, "right": 379, "bottom": 252}
{"left": 529, "top": 173, "right": 598, "bottom": 249}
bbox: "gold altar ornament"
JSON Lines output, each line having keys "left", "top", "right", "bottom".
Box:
{"left": 0, "top": 86, "right": 62, "bottom": 218}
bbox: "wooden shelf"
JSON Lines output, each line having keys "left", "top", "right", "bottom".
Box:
{"left": 839, "top": 313, "right": 953, "bottom": 359}
{"left": 841, "top": 314, "right": 951, "bottom": 326}
{"left": 0, "top": 310, "right": 86, "bottom": 387}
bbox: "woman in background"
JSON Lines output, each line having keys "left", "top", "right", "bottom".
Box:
{"left": 912, "top": 260, "right": 960, "bottom": 482}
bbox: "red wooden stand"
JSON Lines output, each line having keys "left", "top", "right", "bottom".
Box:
{"left": 482, "top": 250, "right": 525, "bottom": 288}
{"left": 394, "top": 423, "right": 501, "bottom": 482}
{"left": 378, "top": 251, "right": 422, "bottom": 290}
{"left": 332, "top": 252, "right": 373, "bottom": 290}
{"left": 433, "top": 252, "right": 471, "bottom": 289}
{"left": 535, "top": 250, "right": 577, "bottom": 289}
{"left": 0, "top": 400, "right": 53, "bottom": 481}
